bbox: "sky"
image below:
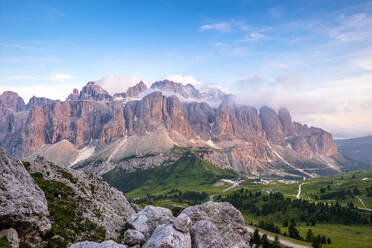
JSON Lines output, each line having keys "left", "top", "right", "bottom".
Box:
{"left": 1, "top": 0, "right": 372, "bottom": 138}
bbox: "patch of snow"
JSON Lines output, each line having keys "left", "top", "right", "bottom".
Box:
{"left": 204, "top": 139, "right": 221, "bottom": 149}
{"left": 286, "top": 143, "right": 292, "bottom": 149}
{"left": 70, "top": 146, "right": 95, "bottom": 166}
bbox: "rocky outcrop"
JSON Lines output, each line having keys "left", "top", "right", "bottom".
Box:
{"left": 126, "top": 81, "right": 147, "bottom": 98}
{"left": 27, "top": 156, "right": 135, "bottom": 240}
{"left": 0, "top": 148, "right": 51, "bottom": 244}
{"left": 70, "top": 240, "right": 127, "bottom": 248}
{"left": 72, "top": 201, "right": 250, "bottom": 248}
{"left": 0, "top": 91, "right": 25, "bottom": 111}
{"left": 26, "top": 96, "right": 56, "bottom": 110}
{"left": 142, "top": 224, "right": 191, "bottom": 248}
{"left": 124, "top": 206, "right": 174, "bottom": 240}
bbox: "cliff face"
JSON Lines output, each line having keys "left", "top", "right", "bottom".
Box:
{"left": 0, "top": 80, "right": 340, "bottom": 177}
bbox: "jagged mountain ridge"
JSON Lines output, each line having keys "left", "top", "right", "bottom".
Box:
{"left": 0, "top": 79, "right": 343, "bottom": 177}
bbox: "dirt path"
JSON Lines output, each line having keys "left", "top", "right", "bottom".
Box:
{"left": 246, "top": 226, "right": 311, "bottom": 248}
{"left": 296, "top": 182, "right": 308, "bottom": 199}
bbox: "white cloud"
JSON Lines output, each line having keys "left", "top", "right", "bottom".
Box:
{"left": 353, "top": 56, "right": 372, "bottom": 70}
{"left": 0, "top": 82, "right": 85, "bottom": 103}
{"left": 236, "top": 33, "right": 266, "bottom": 42}
{"left": 233, "top": 73, "right": 372, "bottom": 138}
{"left": 200, "top": 22, "right": 231, "bottom": 32}
{"left": 98, "top": 75, "right": 143, "bottom": 94}
{"left": 165, "top": 75, "right": 202, "bottom": 88}
{"left": 329, "top": 13, "right": 372, "bottom": 42}
{"left": 48, "top": 72, "right": 76, "bottom": 82}
{"left": 8, "top": 75, "right": 39, "bottom": 80}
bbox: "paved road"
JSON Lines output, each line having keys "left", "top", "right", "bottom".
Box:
{"left": 296, "top": 182, "right": 308, "bottom": 199}
{"left": 246, "top": 226, "right": 311, "bottom": 248}
{"left": 210, "top": 179, "right": 242, "bottom": 201}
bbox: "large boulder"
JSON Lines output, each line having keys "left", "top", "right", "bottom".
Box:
{"left": 173, "top": 213, "right": 192, "bottom": 233}
{"left": 70, "top": 240, "right": 127, "bottom": 248}
{"left": 181, "top": 201, "right": 250, "bottom": 248}
{"left": 189, "top": 221, "right": 223, "bottom": 248}
{"left": 0, "top": 148, "right": 51, "bottom": 244}
{"left": 124, "top": 206, "right": 174, "bottom": 240}
{"left": 142, "top": 224, "right": 191, "bottom": 248}
{"left": 123, "top": 229, "right": 145, "bottom": 246}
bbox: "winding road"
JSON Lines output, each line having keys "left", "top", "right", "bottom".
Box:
{"left": 296, "top": 182, "right": 308, "bottom": 199}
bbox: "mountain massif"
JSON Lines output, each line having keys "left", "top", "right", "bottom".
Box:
{"left": 0, "top": 80, "right": 349, "bottom": 178}
{"left": 336, "top": 136, "right": 372, "bottom": 165}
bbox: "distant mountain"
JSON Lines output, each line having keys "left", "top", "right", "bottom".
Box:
{"left": 0, "top": 79, "right": 351, "bottom": 178}
{"left": 336, "top": 136, "right": 372, "bottom": 165}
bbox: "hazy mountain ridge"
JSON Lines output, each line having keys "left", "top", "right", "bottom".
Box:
{"left": 336, "top": 136, "right": 372, "bottom": 165}
{"left": 0, "top": 80, "right": 347, "bottom": 177}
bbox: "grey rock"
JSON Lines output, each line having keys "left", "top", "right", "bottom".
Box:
{"left": 189, "top": 221, "right": 223, "bottom": 248}
{"left": 130, "top": 203, "right": 143, "bottom": 213}
{"left": 0, "top": 148, "right": 51, "bottom": 243}
{"left": 124, "top": 206, "right": 174, "bottom": 240}
{"left": 173, "top": 213, "right": 192, "bottom": 233}
{"left": 123, "top": 229, "right": 145, "bottom": 246}
{"left": 182, "top": 201, "right": 250, "bottom": 248}
{"left": 0, "top": 228, "right": 19, "bottom": 248}
{"left": 142, "top": 224, "right": 191, "bottom": 248}
{"left": 70, "top": 240, "right": 127, "bottom": 248}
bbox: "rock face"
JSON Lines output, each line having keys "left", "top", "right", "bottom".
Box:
{"left": 0, "top": 91, "right": 25, "bottom": 111}
{"left": 0, "top": 228, "right": 20, "bottom": 248}
{"left": 26, "top": 96, "right": 56, "bottom": 110}
{"left": 0, "top": 148, "right": 51, "bottom": 244}
{"left": 0, "top": 80, "right": 342, "bottom": 177}
{"left": 173, "top": 214, "right": 192, "bottom": 233}
{"left": 182, "top": 202, "right": 250, "bottom": 248}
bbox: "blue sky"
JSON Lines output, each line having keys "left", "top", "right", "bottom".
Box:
{"left": 1, "top": 0, "right": 372, "bottom": 138}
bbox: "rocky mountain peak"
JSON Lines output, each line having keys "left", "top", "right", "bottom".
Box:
{"left": 26, "top": 96, "right": 56, "bottom": 110}
{"left": 151, "top": 80, "right": 201, "bottom": 99}
{"left": 126, "top": 81, "right": 148, "bottom": 97}
{"left": 67, "top": 88, "right": 80, "bottom": 101}
{"left": 80, "top": 81, "right": 113, "bottom": 101}
{"left": 259, "top": 106, "right": 284, "bottom": 143}
{"left": 0, "top": 91, "right": 25, "bottom": 111}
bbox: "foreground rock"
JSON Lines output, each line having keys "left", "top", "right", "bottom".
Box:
{"left": 124, "top": 206, "right": 175, "bottom": 240}
{"left": 142, "top": 224, "right": 191, "bottom": 248}
{"left": 182, "top": 201, "right": 250, "bottom": 248}
{"left": 27, "top": 156, "right": 135, "bottom": 241}
{"left": 0, "top": 148, "right": 50, "bottom": 244}
{"left": 0, "top": 228, "right": 20, "bottom": 248}
{"left": 70, "top": 240, "right": 127, "bottom": 248}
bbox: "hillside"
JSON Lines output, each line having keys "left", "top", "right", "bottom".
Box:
{"left": 102, "top": 151, "right": 238, "bottom": 202}
{"left": 336, "top": 136, "right": 372, "bottom": 165}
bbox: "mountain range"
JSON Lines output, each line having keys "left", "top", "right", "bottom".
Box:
{"left": 336, "top": 136, "right": 372, "bottom": 165}
{"left": 0, "top": 79, "right": 356, "bottom": 178}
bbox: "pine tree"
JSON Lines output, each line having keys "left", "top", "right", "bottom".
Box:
{"left": 306, "top": 229, "right": 314, "bottom": 242}
{"left": 251, "top": 228, "right": 261, "bottom": 245}
{"left": 273, "top": 235, "right": 280, "bottom": 248}
{"left": 261, "top": 234, "right": 270, "bottom": 248}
